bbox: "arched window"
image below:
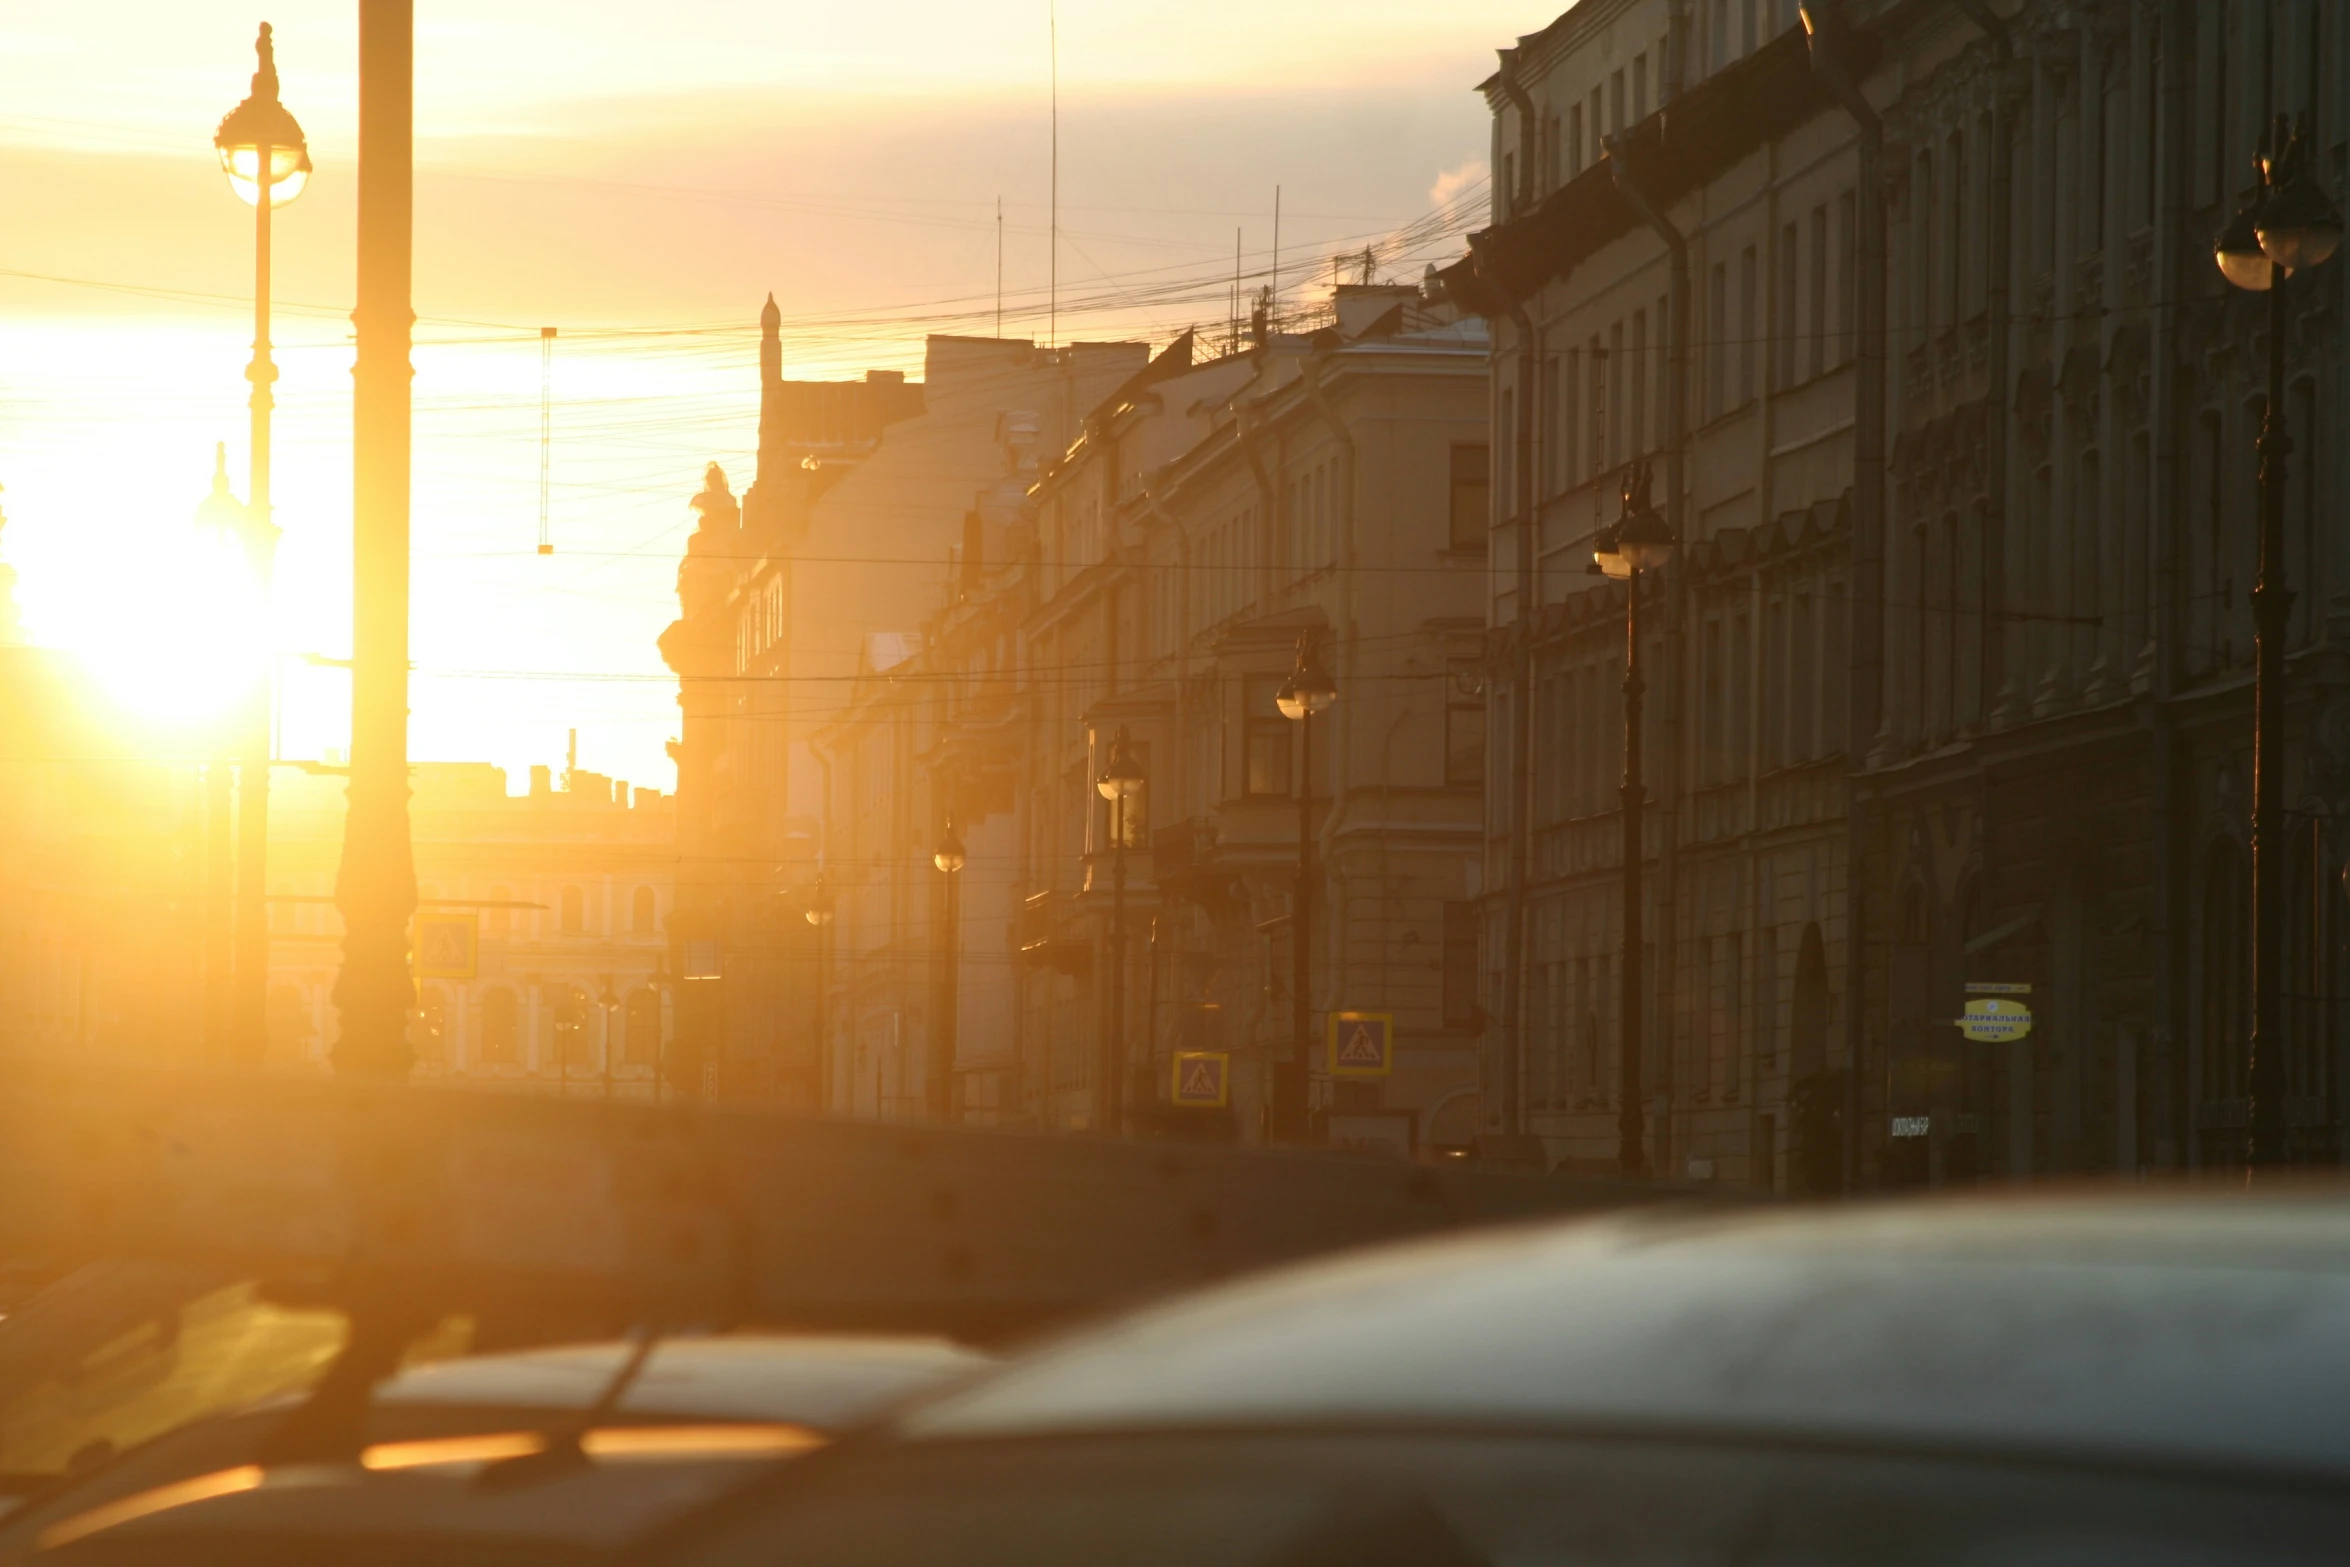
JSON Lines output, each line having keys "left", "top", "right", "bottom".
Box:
{"left": 265, "top": 984, "right": 313, "bottom": 1063}
{"left": 2200, "top": 841, "right": 2249, "bottom": 1109}
{"left": 560, "top": 887, "right": 585, "bottom": 936}
{"left": 625, "top": 988, "right": 662, "bottom": 1067}
{"left": 486, "top": 886, "right": 512, "bottom": 936}
{"left": 413, "top": 986, "right": 448, "bottom": 1065}
{"left": 481, "top": 989, "right": 518, "bottom": 1065}
{"left": 1790, "top": 921, "right": 1829, "bottom": 1083}
{"left": 632, "top": 886, "right": 656, "bottom": 935}
{"left": 2285, "top": 822, "right": 2329, "bottom": 1113}
{"left": 549, "top": 984, "right": 589, "bottom": 1068}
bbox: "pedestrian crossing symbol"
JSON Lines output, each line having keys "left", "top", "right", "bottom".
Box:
{"left": 1171, "top": 1051, "right": 1230, "bottom": 1108}
{"left": 413, "top": 912, "right": 479, "bottom": 980}
{"left": 1327, "top": 1011, "right": 1394, "bottom": 1078}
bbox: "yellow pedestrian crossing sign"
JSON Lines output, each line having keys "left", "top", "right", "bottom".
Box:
{"left": 1171, "top": 1051, "right": 1230, "bottom": 1108}
{"left": 413, "top": 912, "right": 479, "bottom": 980}
{"left": 1327, "top": 1011, "right": 1394, "bottom": 1078}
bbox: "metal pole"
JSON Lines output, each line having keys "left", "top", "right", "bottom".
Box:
{"left": 1293, "top": 708, "right": 1313, "bottom": 1140}
{"left": 233, "top": 131, "right": 279, "bottom": 1067}
{"left": 2247, "top": 272, "right": 2294, "bottom": 1169}
{"left": 939, "top": 866, "right": 960, "bottom": 1125}
{"left": 1107, "top": 797, "right": 1127, "bottom": 1136}
{"left": 331, "top": 0, "right": 416, "bottom": 1078}
{"left": 1618, "top": 565, "right": 1647, "bottom": 1175}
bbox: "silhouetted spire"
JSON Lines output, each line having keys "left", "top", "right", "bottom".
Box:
{"left": 195, "top": 441, "right": 247, "bottom": 533}
{"left": 755, "top": 292, "right": 785, "bottom": 489}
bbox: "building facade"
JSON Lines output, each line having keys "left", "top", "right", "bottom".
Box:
{"left": 803, "top": 293, "right": 1493, "bottom": 1148}
{"left": 265, "top": 761, "right": 676, "bottom": 1094}
{"left": 1453, "top": 0, "right": 2350, "bottom": 1185}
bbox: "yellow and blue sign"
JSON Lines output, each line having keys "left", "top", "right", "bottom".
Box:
{"left": 1172, "top": 1051, "right": 1231, "bottom": 1107}
{"left": 413, "top": 912, "right": 479, "bottom": 980}
{"left": 1327, "top": 1011, "right": 1395, "bottom": 1078}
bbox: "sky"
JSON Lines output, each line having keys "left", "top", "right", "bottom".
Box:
{"left": 0, "top": 0, "right": 1522, "bottom": 794}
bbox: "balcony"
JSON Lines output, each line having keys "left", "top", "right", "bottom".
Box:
{"left": 1015, "top": 890, "right": 1092, "bottom": 976}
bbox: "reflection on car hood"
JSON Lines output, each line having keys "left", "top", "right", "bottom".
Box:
{"left": 900, "top": 1191, "right": 2350, "bottom": 1477}
{"left": 370, "top": 1336, "right": 987, "bottom": 1427}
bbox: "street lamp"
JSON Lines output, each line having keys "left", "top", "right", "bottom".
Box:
{"left": 932, "top": 817, "right": 965, "bottom": 1124}
{"left": 1096, "top": 726, "right": 1147, "bottom": 1137}
{"left": 1277, "top": 634, "right": 1337, "bottom": 1143}
{"left": 1593, "top": 461, "right": 1675, "bottom": 1175}
{"left": 2216, "top": 113, "right": 2342, "bottom": 1169}
{"left": 806, "top": 879, "right": 834, "bottom": 1112}
{"left": 216, "top": 23, "right": 311, "bottom": 1067}
{"left": 647, "top": 954, "right": 673, "bottom": 1104}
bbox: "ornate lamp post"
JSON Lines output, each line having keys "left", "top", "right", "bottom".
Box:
{"left": 1096, "top": 726, "right": 1147, "bottom": 1137}
{"left": 215, "top": 24, "right": 311, "bottom": 1066}
{"left": 932, "top": 818, "right": 966, "bottom": 1125}
{"left": 1592, "top": 462, "right": 1676, "bottom": 1175}
{"left": 806, "top": 879, "right": 835, "bottom": 1112}
{"left": 596, "top": 977, "right": 621, "bottom": 1100}
{"left": 2215, "top": 114, "right": 2343, "bottom": 1168}
{"left": 1277, "top": 633, "right": 1338, "bottom": 1142}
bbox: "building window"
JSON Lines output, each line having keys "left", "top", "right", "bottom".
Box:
{"left": 481, "top": 989, "right": 518, "bottom": 1065}
{"left": 1701, "top": 617, "right": 1725, "bottom": 782}
{"left": 632, "top": 885, "right": 656, "bottom": 934}
{"left": 625, "top": 987, "right": 662, "bottom": 1068}
{"left": 549, "top": 984, "right": 589, "bottom": 1069}
{"left": 560, "top": 886, "right": 584, "bottom": 935}
{"left": 1706, "top": 263, "right": 1727, "bottom": 419}
{"left": 1569, "top": 103, "right": 1584, "bottom": 172}
{"left": 2200, "top": 842, "right": 2249, "bottom": 1108}
{"left": 1776, "top": 221, "right": 1798, "bottom": 390}
{"left": 486, "top": 885, "right": 512, "bottom": 936}
{"left": 414, "top": 986, "right": 447, "bottom": 1065}
{"left": 1738, "top": 244, "right": 1758, "bottom": 405}
{"left": 1443, "top": 902, "right": 1480, "bottom": 1029}
{"left": 1837, "top": 191, "right": 1857, "bottom": 363}
{"left": 1446, "top": 701, "right": 1487, "bottom": 788}
{"left": 1629, "top": 310, "right": 1649, "bottom": 456}
{"left": 1631, "top": 53, "right": 1649, "bottom": 122}
{"left": 1808, "top": 204, "right": 1829, "bottom": 379}
{"left": 1448, "top": 444, "right": 1489, "bottom": 552}
{"left": 1244, "top": 676, "right": 1293, "bottom": 797}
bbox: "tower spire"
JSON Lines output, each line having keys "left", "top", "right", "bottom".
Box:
{"left": 755, "top": 292, "right": 785, "bottom": 490}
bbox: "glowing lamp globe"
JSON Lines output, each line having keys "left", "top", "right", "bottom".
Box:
{"left": 216, "top": 24, "right": 311, "bottom": 208}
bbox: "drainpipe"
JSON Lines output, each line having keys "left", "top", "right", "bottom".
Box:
{"left": 2146, "top": 0, "right": 2189, "bottom": 1167}
{"left": 1802, "top": 0, "right": 1885, "bottom": 1192}
{"left": 1472, "top": 233, "right": 1541, "bottom": 1145}
{"left": 1609, "top": 143, "right": 1690, "bottom": 1176}
{"left": 1953, "top": 0, "right": 2011, "bottom": 721}
{"left": 1300, "top": 350, "right": 1360, "bottom": 1030}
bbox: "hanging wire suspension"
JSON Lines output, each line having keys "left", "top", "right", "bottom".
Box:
{"left": 537, "top": 325, "right": 556, "bottom": 555}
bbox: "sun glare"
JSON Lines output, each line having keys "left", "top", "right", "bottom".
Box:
{"left": 20, "top": 519, "right": 271, "bottom": 729}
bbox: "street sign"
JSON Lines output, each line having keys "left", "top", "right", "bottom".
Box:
{"left": 1890, "top": 1116, "right": 1931, "bottom": 1139}
{"left": 1327, "top": 1011, "right": 1395, "bottom": 1078}
{"left": 413, "top": 912, "right": 478, "bottom": 980}
{"left": 1171, "top": 1051, "right": 1230, "bottom": 1108}
{"left": 1958, "top": 996, "right": 2033, "bottom": 1043}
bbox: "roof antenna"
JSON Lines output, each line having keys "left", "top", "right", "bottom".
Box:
{"left": 537, "top": 326, "right": 557, "bottom": 555}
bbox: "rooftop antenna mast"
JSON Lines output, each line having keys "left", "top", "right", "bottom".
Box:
{"left": 1231, "top": 228, "right": 1242, "bottom": 354}
{"left": 536, "top": 326, "right": 556, "bottom": 555}
{"left": 1270, "top": 184, "right": 1281, "bottom": 334}
{"left": 1048, "top": 0, "right": 1058, "bottom": 350}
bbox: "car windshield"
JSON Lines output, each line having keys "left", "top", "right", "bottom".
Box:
{"left": 0, "top": 1276, "right": 346, "bottom": 1484}
{"left": 661, "top": 1431, "right": 2350, "bottom": 1567}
